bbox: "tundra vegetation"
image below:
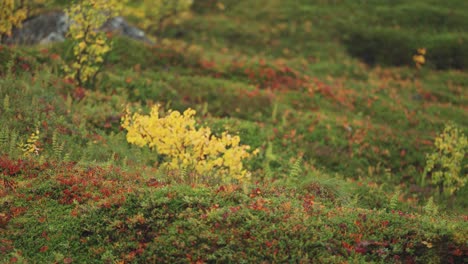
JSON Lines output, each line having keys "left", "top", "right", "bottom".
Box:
{"left": 0, "top": 0, "right": 467, "bottom": 263}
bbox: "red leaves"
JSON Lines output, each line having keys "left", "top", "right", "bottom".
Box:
{"left": 249, "top": 198, "right": 268, "bottom": 212}
{"left": 400, "top": 149, "right": 407, "bottom": 157}
{"left": 229, "top": 206, "right": 241, "bottom": 214}
{"left": 39, "top": 246, "right": 48, "bottom": 252}
{"left": 342, "top": 239, "right": 392, "bottom": 256}
{"left": 342, "top": 241, "right": 353, "bottom": 251}
{"left": 199, "top": 60, "right": 216, "bottom": 69}
{"left": 0, "top": 156, "right": 23, "bottom": 191}
{"left": 70, "top": 208, "right": 79, "bottom": 217}
{"left": 302, "top": 194, "right": 315, "bottom": 212}
{"left": 451, "top": 248, "right": 463, "bottom": 256}
{"left": 243, "top": 64, "right": 306, "bottom": 91}
{"left": 0, "top": 213, "right": 11, "bottom": 228}
{"left": 381, "top": 220, "right": 390, "bottom": 228}
{"left": 313, "top": 78, "right": 356, "bottom": 110}
{"left": 249, "top": 187, "right": 262, "bottom": 198}
{"left": 0, "top": 156, "right": 22, "bottom": 176}
{"left": 199, "top": 57, "right": 307, "bottom": 91}
{"left": 49, "top": 53, "right": 61, "bottom": 61}
{"left": 72, "top": 87, "right": 87, "bottom": 101}
{"left": 10, "top": 207, "right": 27, "bottom": 217}
{"left": 41, "top": 231, "right": 49, "bottom": 241}
{"left": 56, "top": 165, "right": 135, "bottom": 206}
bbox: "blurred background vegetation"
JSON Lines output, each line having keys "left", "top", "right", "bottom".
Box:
{"left": 0, "top": 0, "right": 467, "bottom": 262}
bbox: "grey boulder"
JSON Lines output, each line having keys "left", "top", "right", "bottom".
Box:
{"left": 2, "top": 11, "right": 153, "bottom": 45}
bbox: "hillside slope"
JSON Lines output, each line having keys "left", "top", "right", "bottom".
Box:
{"left": 0, "top": 0, "right": 467, "bottom": 263}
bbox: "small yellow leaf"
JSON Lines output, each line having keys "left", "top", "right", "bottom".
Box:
{"left": 217, "top": 2, "right": 225, "bottom": 11}
{"left": 413, "top": 55, "right": 425, "bottom": 65}
{"left": 422, "top": 241, "right": 433, "bottom": 248}
{"left": 78, "top": 41, "right": 86, "bottom": 50}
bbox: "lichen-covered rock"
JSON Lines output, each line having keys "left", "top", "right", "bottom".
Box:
{"left": 101, "top": 16, "right": 152, "bottom": 44}
{"left": 2, "top": 11, "right": 153, "bottom": 45}
{"left": 2, "top": 11, "right": 69, "bottom": 45}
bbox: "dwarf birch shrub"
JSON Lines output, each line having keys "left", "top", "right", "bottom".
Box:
{"left": 64, "top": 0, "right": 124, "bottom": 87}
{"left": 0, "top": 0, "right": 27, "bottom": 41}
{"left": 122, "top": 105, "right": 253, "bottom": 184}
{"left": 423, "top": 124, "right": 467, "bottom": 196}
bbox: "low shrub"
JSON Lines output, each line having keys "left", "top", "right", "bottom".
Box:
{"left": 338, "top": 1, "right": 468, "bottom": 70}
{"left": 423, "top": 33, "right": 468, "bottom": 70}
{"left": 340, "top": 26, "right": 415, "bottom": 67}
{"left": 122, "top": 105, "right": 255, "bottom": 184}
{"left": 374, "top": 3, "right": 468, "bottom": 31}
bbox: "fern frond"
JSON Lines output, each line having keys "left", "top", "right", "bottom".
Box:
{"left": 180, "top": 166, "right": 188, "bottom": 182}
{"left": 52, "top": 131, "right": 64, "bottom": 159}
{"left": 423, "top": 197, "right": 438, "bottom": 216}
{"left": 105, "top": 152, "right": 117, "bottom": 168}
{"left": 264, "top": 161, "right": 274, "bottom": 178}
{"left": 271, "top": 100, "right": 278, "bottom": 122}
{"left": 299, "top": 173, "right": 351, "bottom": 204}
{"left": 9, "top": 129, "right": 18, "bottom": 157}
{"left": 265, "top": 142, "right": 277, "bottom": 161}
{"left": 63, "top": 152, "right": 71, "bottom": 162}
{"left": 5, "top": 51, "right": 17, "bottom": 79}
{"left": 0, "top": 127, "right": 9, "bottom": 146}
{"left": 389, "top": 190, "right": 400, "bottom": 210}
{"left": 3, "top": 95, "right": 10, "bottom": 112}
{"left": 263, "top": 142, "right": 276, "bottom": 179}
{"left": 289, "top": 157, "right": 302, "bottom": 180}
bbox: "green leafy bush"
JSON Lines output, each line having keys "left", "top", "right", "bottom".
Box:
{"left": 423, "top": 124, "right": 467, "bottom": 196}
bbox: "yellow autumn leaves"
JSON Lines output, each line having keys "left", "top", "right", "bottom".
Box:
{"left": 423, "top": 124, "right": 467, "bottom": 196}
{"left": 3, "top": 0, "right": 195, "bottom": 87}
{"left": 64, "top": 0, "right": 192, "bottom": 86}
{"left": 19, "top": 128, "right": 41, "bottom": 157}
{"left": 122, "top": 105, "right": 255, "bottom": 184}
{"left": 0, "top": 0, "right": 27, "bottom": 38}
{"left": 64, "top": 0, "right": 125, "bottom": 86}
{"left": 413, "top": 48, "right": 426, "bottom": 69}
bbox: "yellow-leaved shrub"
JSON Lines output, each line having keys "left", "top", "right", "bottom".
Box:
{"left": 64, "top": 0, "right": 125, "bottom": 87}
{"left": 122, "top": 105, "right": 253, "bottom": 184}
{"left": 0, "top": 0, "right": 27, "bottom": 40}
{"left": 423, "top": 124, "right": 467, "bottom": 196}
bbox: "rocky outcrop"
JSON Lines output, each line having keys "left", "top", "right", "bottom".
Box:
{"left": 2, "top": 11, "right": 69, "bottom": 45}
{"left": 101, "top": 16, "right": 151, "bottom": 43}
{"left": 2, "top": 11, "right": 153, "bottom": 45}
